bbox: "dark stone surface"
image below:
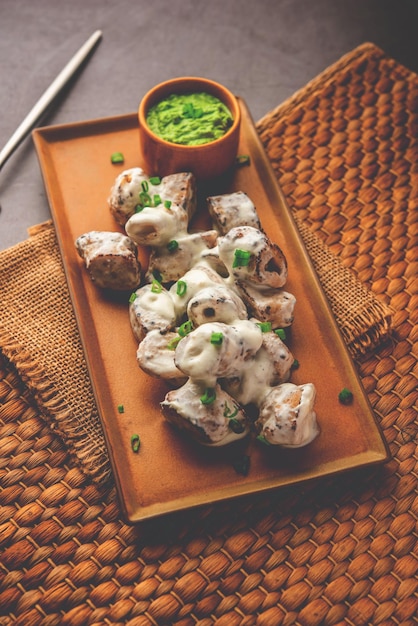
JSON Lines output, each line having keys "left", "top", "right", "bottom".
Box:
{"left": 1, "top": 0, "right": 417, "bottom": 248}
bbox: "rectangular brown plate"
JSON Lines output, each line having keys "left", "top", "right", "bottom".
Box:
{"left": 33, "top": 99, "right": 389, "bottom": 523}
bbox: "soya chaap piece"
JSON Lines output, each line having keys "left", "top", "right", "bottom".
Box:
{"left": 161, "top": 379, "right": 249, "bottom": 446}
{"left": 217, "top": 226, "right": 288, "bottom": 289}
{"left": 108, "top": 168, "right": 197, "bottom": 226}
{"left": 174, "top": 320, "right": 263, "bottom": 386}
{"left": 168, "top": 265, "right": 225, "bottom": 320}
{"left": 125, "top": 202, "right": 189, "bottom": 248}
{"left": 256, "top": 382, "right": 319, "bottom": 448}
{"left": 129, "top": 282, "right": 176, "bottom": 343}
{"left": 207, "top": 190, "right": 262, "bottom": 234}
{"left": 75, "top": 231, "right": 141, "bottom": 291}
{"left": 223, "top": 328, "right": 295, "bottom": 406}
{"left": 145, "top": 230, "right": 219, "bottom": 284}
{"left": 187, "top": 284, "right": 248, "bottom": 327}
{"left": 136, "top": 329, "right": 187, "bottom": 386}
{"left": 236, "top": 281, "right": 296, "bottom": 328}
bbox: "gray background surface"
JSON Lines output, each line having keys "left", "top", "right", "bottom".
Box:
{"left": 1, "top": 0, "right": 417, "bottom": 250}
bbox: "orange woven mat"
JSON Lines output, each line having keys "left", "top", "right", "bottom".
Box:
{"left": 1, "top": 42, "right": 417, "bottom": 626}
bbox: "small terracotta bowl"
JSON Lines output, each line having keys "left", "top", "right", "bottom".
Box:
{"left": 138, "top": 77, "right": 241, "bottom": 181}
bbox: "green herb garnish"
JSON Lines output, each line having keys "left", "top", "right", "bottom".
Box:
{"left": 110, "top": 152, "right": 124, "bottom": 164}
{"left": 224, "top": 402, "right": 238, "bottom": 419}
{"left": 200, "top": 387, "right": 216, "bottom": 405}
{"left": 256, "top": 434, "right": 271, "bottom": 446}
{"left": 151, "top": 279, "right": 163, "bottom": 293}
{"left": 338, "top": 388, "right": 353, "bottom": 405}
{"left": 167, "top": 240, "right": 179, "bottom": 253}
{"left": 131, "top": 434, "right": 141, "bottom": 453}
{"left": 176, "top": 280, "right": 187, "bottom": 296}
{"left": 164, "top": 200, "right": 172, "bottom": 209}
{"left": 256, "top": 321, "right": 272, "bottom": 333}
{"left": 178, "top": 320, "right": 193, "bottom": 337}
{"left": 117, "top": 404, "right": 124, "bottom": 414}
{"left": 167, "top": 336, "right": 182, "bottom": 350}
{"left": 210, "top": 332, "right": 224, "bottom": 345}
{"left": 233, "top": 249, "right": 251, "bottom": 268}
{"left": 139, "top": 191, "right": 152, "bottom": 207}
{"left": 149, "top": 176, "right": 161, "bottom": 185}
{"left": 129, "top": 292, "right": 137, "bottom": 303}
{"left": 275, "top": 328, "right": 286, "bottom": 341}
{"left": 236, "top": 154, "right": 251, "bottom": 167}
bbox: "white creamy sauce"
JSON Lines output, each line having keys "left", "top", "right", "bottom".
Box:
{"left": 126, "top": 203, "right": 188, "bottom": 247}
{"left": 174, "top": 320, "right": 262, "bottom": 385}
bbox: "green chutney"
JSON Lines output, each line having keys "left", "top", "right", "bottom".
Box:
{"left": 146, "top": 92, "right": 233, "bottom": 146}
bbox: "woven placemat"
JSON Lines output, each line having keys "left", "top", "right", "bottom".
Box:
{"left": 1, "top": 42, "right": 417, "bottom": 625}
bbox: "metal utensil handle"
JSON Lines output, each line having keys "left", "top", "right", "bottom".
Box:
{"left": 0, "top": 30, "right": 102, "bottom": 170}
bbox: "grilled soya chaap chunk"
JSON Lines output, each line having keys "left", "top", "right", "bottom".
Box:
{"left": 161, "top": 379, "right": 249, "bottom": 446}
{"left": 218, "top": 225, "right": 288, "bottom": 289}
{"left": 159, "top": 321, "right": 263, "bottom": 445}
{"left": 129, "top": 282, "right": 176, "bottom": 343}
{"left": 187, "top": 284, "right": 248, "bottom": 326}
{"left": 222, "top": 327, "right": 295, "bottom": 406}
{"left": 75, "top": 231, "right": 141, "bottom": 291}
{"left": 136, "top": 328, "right": 187, "bottom": 386}
{"left": 216, "top": 225, "right": 296, "bottom": 327}
{"left": 207, "top": 190, "right": 262, "bottom": 234}
{"left": 256, "top": 382, "right": 319, "bottom": 447}
{"left": 108, "top": 168, "right": 197, "bottom": 226}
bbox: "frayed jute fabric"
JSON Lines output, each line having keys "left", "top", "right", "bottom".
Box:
{"left": 0, "top": 222, "right": 111, "bottom": 485}
{"left": 0, "top": 43, "right": 417, "bottom": 625}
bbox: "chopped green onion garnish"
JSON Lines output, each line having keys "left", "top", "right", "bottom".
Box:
{"left": 210, "top": 332, "right": 224, "bottom": 345}
{"left": 164, "top": 200, "right": 172, "bottom": 209}
{"left": 291, "top": 359, "right": 300, "bottom": 370}
{"left": 149, "top": 176, "right": 161, "bottom": 185}
{"left": 135, "top": 204, "right": 144, "bottom": 213}
{"left": 152, "top": 269, "right": 163, "bottom": 282}
{"left": 141, "top": 180, "right": 149, "bottom": 192}
{"left": 153, "top": 194, "right": 162, "bottom": 206}
{"left": 229, "top": 418, "right": 245, "bottom": 434}
{"left": 236, "top": 154, "right": 251, "bottom": 167}
{"left": 256, "top": 321, "right": 272, "bottom": 333}
{"left": 256, "top": 434, "right": 271, "bottom": 446}
{"left": 117, "top": 404, "right": 124, "bottom": 414}
{"left": 131, "top": 434, "right": 141, "bottom": 453}
{"left": 275, "top": 328, "right": 286, "bottom": 340}
{"left": 167, "top": 239, "right": 179, "bottom": 253}
{"left": 200, "top": 387, "right": 216, "bottom": 405}
{"left": 129, "top": 292, "right": 137, "bottom": 303}
{"left": 110, "top": 152, "right": 124, "bottom": 164}
{"left": 139, "top": 191, "right": 152, "bottom": 206}
{"left": 338, "top": 388, "right": 353, "bottom": 405}
{"left": 233, "top": 455, "right": 250, "bottom": 476}
{"left": 233, "top": 249, "right": 252, "bottom": 268}
{"left": 176, "top": 280, "right": 187, "bottom": 296}
{"left": 167, "top": 336, "right": 182, "bottom": 350}
{"left": 151, "top": 279, "right": 163, "bottom": 293}
{"left": 178, "top": 320, "right": 193, "bottom": 337}
{"left": 224, "top": 402, "right": 238, "bottom": 418}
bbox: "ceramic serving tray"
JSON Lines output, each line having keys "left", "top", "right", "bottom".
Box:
{"left": 33, "top": 99, "right": 389, "bottom": 523}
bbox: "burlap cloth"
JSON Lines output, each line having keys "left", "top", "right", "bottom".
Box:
{"left": 0, "top": 43, "right": 416, "bottom": 625}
